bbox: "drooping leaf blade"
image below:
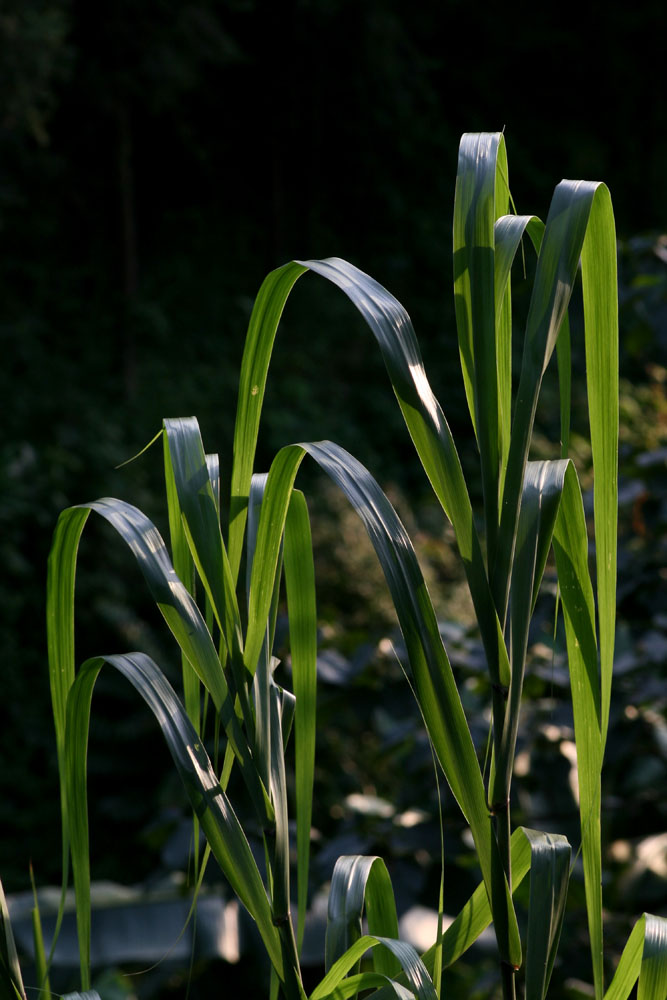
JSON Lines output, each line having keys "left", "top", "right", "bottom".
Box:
{"left": 245, "top": 440, "right": 521, "bottom": 970}
{"left": 47, "top": 500, "right": 270, "bottom": 830}
{"left": 65, "top": 652, "right": 284, "bottom": 986}
{"left": 164, "top": 417, "right": 245, "bottom": 670}
{"left": 493, "top": 459, "right": 568, "bottom": 804}
{"left": 325, "top": 856, "right": 400, "bottom": 979}
{"left": 493, "top": 180, "right": 604, "bottom": 621}
{"left": 229, "top": 251, "right": 511, "bottom": 695}
{"left": 229, "top": 260, "right": 309, "bottom": 583}
{"left": 313, "top": 936, "right": 437, "bottom": 1000}
{"left": 522, "top": 829, "right": 571, "bottom": 1000}
{"left": 453, "top": 131, "right": 509, "bottom": 558}
{"left": 603, "top": 913, "right": 667, "bottom": 1000}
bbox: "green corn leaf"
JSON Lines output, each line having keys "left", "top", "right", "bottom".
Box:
{"left": 313, "top": 973, "right": 414, "bottom": 999}
{"left": 163, "top": 417, "right": 247, "bottom": 686}
{"left": 163, "top": 425, "right": 201, "bottom": 735}
{"left": 268, "top": 676, "right": 291, "bottom": 924}
{"left": 453, "top": 131, "right": 508, "bottom": 557}
{"left": 522, "top": 829, "right": 571, "bottom": 1000}
{"left": 492, "top": 459, "right": 568, "bottom": 804}
{"left": 245, "top": 440, "right": 520, "bottom": 970}
{"left": 556, "top": 311, "right": 572, "bottom": 458}
{"left": 52, "top": 500, "right": 226, "bottom": 704}
{"left": 325, "top": 856, "right": 400, "bottom": 979}
{"left": 313, "top": 936, "right": 437, "bottom": 1000}
{"left": 46, "top": 505, "right": 89, "bottom": 875}
{"left": 229, "top": 251, "right": 510, "bottom": 696}
{"left": 229, "top": 260, "right": 309, "bottom": 583}
{"left": 494, "top": 213, "right": 537, "bottom": 491}
{"left": 47, "top": 501, "right": 271, "bottom": 831}
{"left": 298, "top": 257, "right": 510, "bottom": 695}
{"left": 580, "top": 184, "right": 618, "bottom": 751}
{"left": 604, "top": 914, "right": 667, "bottom": 1000}
{"left": 493, "top": 180, "right": 614, "bottom": 626}
{"left": 495, "top": 213, "right": 573, "bottom": 461}
{"left": 413, "top": 825, "right": 531, "bottom": 974}
{"left": 553, "top": 463, "right": 603, "bottom": 994}
{"left": 493, "top": 215, "right": 543, "bottom": 329}
{"left": 248, "top": 471, "right": 284, "bottom": 666}
{"left": 268, "top": 676, "right": 304, "bottom": 998}
{"left": 246, "top": 473, "right": 281, "bottom": 797}
{"left": 284, "top": 489, "right": 318, "bottom": 955}
{"left": 65, "top": 652, "right": 283, "bottom": 987}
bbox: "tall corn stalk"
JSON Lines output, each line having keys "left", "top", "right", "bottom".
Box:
{"left": 44, "top": 132, "right": 667, "bottom": 1000}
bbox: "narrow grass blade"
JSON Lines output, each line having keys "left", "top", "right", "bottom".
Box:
{"left": 325, "top": 856, "right": 400, "bottom": 978}
{"left": 313, "top": 936, "right": 437, "bottom": 1000}
{"left": 247, "top": 474, "right": 274, "bottom": 793}
{"left": 268, "top": 677, "right": 291, "bottom": 922}
{"left": 284, "top": 490, "right": 318, "bottom": 954}
{"left": 46, "top": 506, "right": 90, "bottom": 877}
{"left": 298, "top": 257, "right": 511, "bottom": 696}
{"left": 495, "top": 214, "right": 532, "bottom": 491}
{"left": 0, "top": 879, "right": 26, "bottom": 1000}
{"left": 553, "top": 464, "right": 603, "bottom": 993}
{"left": 314, "top": 973, "right": 414, "bottom": 999}
{"left": 166, "top": 417, "right": 259, "bottom": 772}
{"left": 48, "top": 501, "right": 271, "bottom": 832}
{"left": 268, "top": 676, "right": 305, "bottom": 998}
{"left": 415, "top": 826, "right": 531, "bottom": 973}
{"left": 65, "top": 652, "right": 284, "bottom": 986}
{"left": 580, "top": 184, "right": 618, "bottom": 750}
{"left": 228, "top": 252, "right": 510, "bottom": 694}
{"left": 82, "top": 501, "right": 228, "bottom": 704}
{"left": 229, "top": 260, "right": 309, "bottom": 583}
{"left": 453, "top": 132, "right": 508, "bottom": 557}
{"left": 163, "top": 425, "right": 201, "bottom": 735}
{"left": 246, "top": 441, "right": 520, "bottom": 969}
{"left": 604, "top": 914, "right": 667, "bottom": 1000}
{"left": 493, "top": 181, "right": 606, "bottom": 621}
{"left": 493, "top": 460, "right": 568, "bottom": 804}
{"left": 522, "top": 829, "right": 571, "bottom": 1000}
{"left": 556, "top": 315, "right": 572, "bottom": 457}
{"left": 163, "top": 417, "right": 245, "bottom": 671}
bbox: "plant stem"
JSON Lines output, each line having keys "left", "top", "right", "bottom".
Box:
{"left": 276, "top": 913, "right": 307, "bottom": 1000}
{"left": 502, "top": 960, "right": 517, "bottom": 1000}
{"left": 492, "top": 684, "right": 515, "bottom": 1000}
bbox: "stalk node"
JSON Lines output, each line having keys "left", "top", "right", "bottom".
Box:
{"left": 490, "top": 798, "right": 510, "bottom": 815}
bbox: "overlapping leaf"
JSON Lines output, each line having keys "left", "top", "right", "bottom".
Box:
{"left": 325, "top": 856, "right": 400, "bottom": 978}
{"left": 604, "top": 914, "right": 667, "bottom": 1000}
{"left": 64, "top": 652, "right": 283, "bottom": 989}
{"left": 245, "top": 439, "right": 521, "bottom": 969}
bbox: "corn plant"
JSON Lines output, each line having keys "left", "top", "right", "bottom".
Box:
{"left": 45, "top": 132, "right": 666, "bottom": 1000}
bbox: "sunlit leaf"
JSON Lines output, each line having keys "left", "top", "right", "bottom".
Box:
{"left": 604, "top": 913, "right": 667, "bottom": 1000}
{"left": 325, "top": 856, "right": 400, "bottom": 978}
{"left": 65, "top": 652, "right": 283, "bottom": 987}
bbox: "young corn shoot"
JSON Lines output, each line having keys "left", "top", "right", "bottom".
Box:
{"left": 43, "top": 131, "right": 667, "bottom": 1000}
